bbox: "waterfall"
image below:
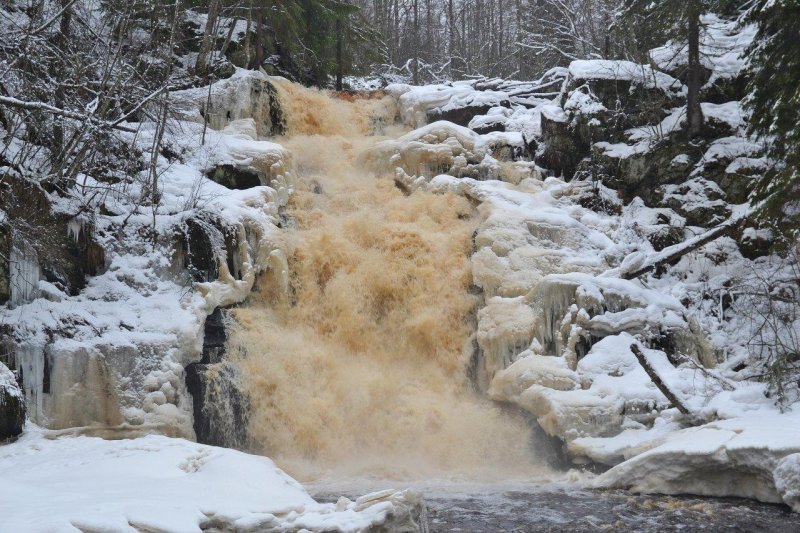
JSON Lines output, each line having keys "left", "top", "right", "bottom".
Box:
{"left": 227, "top": 81, "right": 542, "bottom": 481}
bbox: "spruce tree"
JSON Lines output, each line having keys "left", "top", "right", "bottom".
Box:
{"left": 744, "top": 0, "right": 800, "bottom": 231}
{"left": 621, "top": 0, "right": 715, "bottom": 139}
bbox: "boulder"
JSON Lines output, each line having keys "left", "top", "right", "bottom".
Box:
{"left": 591, "top": 137, "right": 703, "bottom": 203}
{"left": 657, "top": 177, "right": 732, "bottom": 227}
{"left": 566, "top": 60, "right": 683, "bottom": 129}
{"left": 0, "top": 361, "right": 25, "bottom": 440}
{"left": 693, "top": 136, "right": 764, "bottom": 203}
{"left": 538, "top": 105, "right": 587, "bottom": 179}
{"left": 171, "top": 71, "right": 286, "bottom": 137}
{"left": 427, "top": 100, "right": 510, "bottom": 128}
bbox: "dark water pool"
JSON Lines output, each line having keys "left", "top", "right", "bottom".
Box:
{"left": 315, "top": 484, "right": 798, "bottom": 532}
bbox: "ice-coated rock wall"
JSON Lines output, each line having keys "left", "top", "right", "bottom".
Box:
{"left": 0, "top": 70, "right": 293, "bottom": 438}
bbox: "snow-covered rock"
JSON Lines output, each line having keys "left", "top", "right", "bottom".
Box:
{"left": 0, "top": 362, "right": 24, "bottom": 440}
{"left": 592, "top": 412, "right": 800, "bottom": 509}
{"left": 568, "top": 60, "right": 683, "bottom": 95}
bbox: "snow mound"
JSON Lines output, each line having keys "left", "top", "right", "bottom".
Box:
{"left": 592, "top": 412, "right": 800, "bottom": 507}
{"left": 0, "top": 431, "right": 424, "bottom": 532}
{"left": 568, "top": 60, "right": 683, "bottom": 93}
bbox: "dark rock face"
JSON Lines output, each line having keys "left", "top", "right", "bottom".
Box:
{"left": 590, "top": 138, "right": 705, "bottom": 203}
{"left": 205, "top": 164, "right": 264, "bottom": 190}
{"left": 657, "top": 178, "right": 732, "bottom": 227}
{"left": 0, "top": 175, "right": 105, "bottom": 305}
{"left": 427, "top": 101, "right": 510, "bottom": 128}
{"left": 173, "top": 215, "right": 242, "bottom": 283}
{"left": 0, "top": 361, "right": 25, "bottom": 440}
{"left": 185, "top": 308, "right": 250, "bottom": 450}
{"left": 538, "top": 111, "right": 588, "bottom": 179}
{"left": 569, "top": 78, "right": 676, "bottom": 130}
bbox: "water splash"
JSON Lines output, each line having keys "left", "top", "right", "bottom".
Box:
{"left": 231, "top": 81, "right": 543, "bottom": 482}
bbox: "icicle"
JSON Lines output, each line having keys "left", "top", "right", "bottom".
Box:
{"left": 9, "top": 236, "right": 40, "bottom": 307}
{"left": 67, "top": 218, "right": 83, "bottom": 244}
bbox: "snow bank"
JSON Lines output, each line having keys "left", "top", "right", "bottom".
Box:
{"left": 591, "top": 412, "right": 800, "bottom": 509}
{"left": 0, "top": 431, "right": 424, "bottom": 532}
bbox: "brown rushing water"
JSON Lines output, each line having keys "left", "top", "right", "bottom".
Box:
{"left": 230, "top": 81, "right": 543, "bottom": 482}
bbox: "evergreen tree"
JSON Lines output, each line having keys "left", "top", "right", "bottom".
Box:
{"left": 620, "top": 0, "right": 715, "bottom": 139}
{"left": 744, "top": 0, "right": 800, "bottom": 231}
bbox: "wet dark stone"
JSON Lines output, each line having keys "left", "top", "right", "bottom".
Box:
{"left": 185, "top": 308, "right": 250, "bottom": 450}
{"left": 206, "top": 164, "right": 264, "bottom": 190}
{"left": 174, "top": 213, "right": 245, "bottom": 283}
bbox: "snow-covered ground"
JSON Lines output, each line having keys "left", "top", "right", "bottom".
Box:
{"left": 0, "top": 427, "right": 422, "bottom": 532}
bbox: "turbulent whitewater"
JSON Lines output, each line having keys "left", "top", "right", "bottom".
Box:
{"left": 229, "top": 81, "right": 540, "bottom": 481}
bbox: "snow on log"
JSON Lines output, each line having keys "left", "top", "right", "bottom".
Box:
{"left": 620, "top": 214, "right": 744, "bottom": 280}
{"left": 630, "top": 343, "right": 692, "bottom": 417}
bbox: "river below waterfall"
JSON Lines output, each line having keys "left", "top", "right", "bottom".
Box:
{"left": 314, "top": 482, "right": 797, "bottom": 532}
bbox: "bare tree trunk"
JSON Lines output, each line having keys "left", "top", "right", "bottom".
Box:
{"left": 448, "top": 0, "right": 456, "bottom": 77}
{"left": 425, "top": 0, "right": 432, "bottom": 66}
{"left": 52, "top": 0, "right": 73, "bottom": 168}
{"left": 150, "top": 0, "right": 182, "bottom": 225}
{"left": 335, "top": 15, "right": 344, "bottom": 91}
{"left": 516, "top": 0, "right": 523, "bottom": 77}
{"left": 686, "top": 0, "right": 704, "bottom": 139}
{"left": 244, "top": 0, "right": 253, "bottom": 68}
{"left": 498, "top": 1, "right": 504, "bottom": 68}
{"left": 413, "top": 0, "right": 419, "bottom": 84}
{"left": 195, "top": 0, "right": 221, "bottom": 74}
{"left": 219, "top": 15, "right": 239, "bottom": 59}
{"left": 252, "top": 7, "right": 265, "bottom": 70}
{"left": 393, "top": 0, "right": 399, "bottom": 63}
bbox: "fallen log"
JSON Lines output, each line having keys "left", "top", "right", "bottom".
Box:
{"left": 621, "top": 215, "right": 744, "bottom": 280}
{"left": 630, "top": 343, "right": 692, "bottom": 416}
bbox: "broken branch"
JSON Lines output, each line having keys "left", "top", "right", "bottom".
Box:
{"left": 631, "top": 343, "right": 692, "bottom": 416}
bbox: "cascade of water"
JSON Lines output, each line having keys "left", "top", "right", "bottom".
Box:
{"left": 229, "top": 81, "right": 543, "bottom": 481}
